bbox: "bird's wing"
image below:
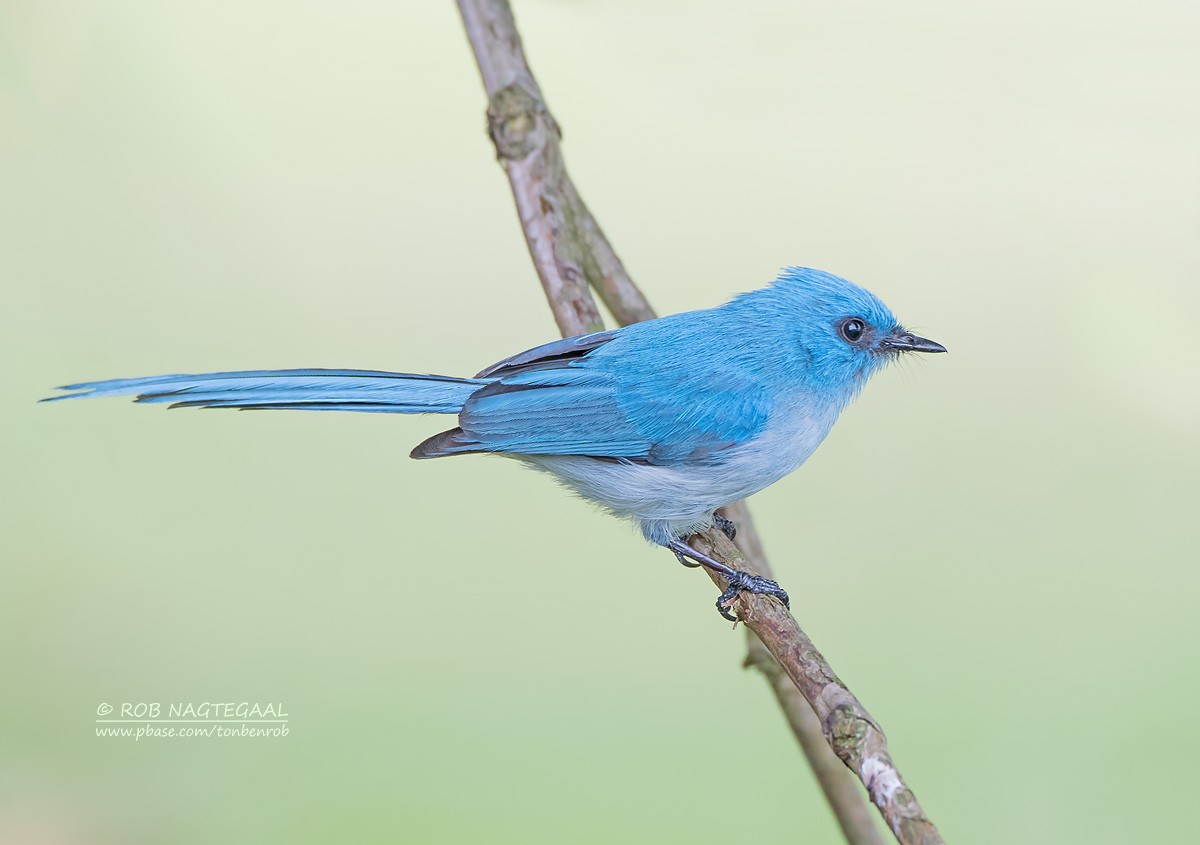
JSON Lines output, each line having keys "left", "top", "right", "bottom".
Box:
{"left": 611, "top": 364, "right": 772, "bottom": 463}
{"left": 419, "top": 342, "right": 771, "bottom": 464}
{"left": 455, "top": 368, "right": 652, "bottom": 457}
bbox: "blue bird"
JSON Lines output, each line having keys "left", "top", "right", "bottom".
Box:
{"left": 46, "top": 267, "right": 945, "bottom": 619}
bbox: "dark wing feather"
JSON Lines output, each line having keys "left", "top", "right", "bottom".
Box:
{"left": 474, "top": 330, "right": 619, "bottom": 378}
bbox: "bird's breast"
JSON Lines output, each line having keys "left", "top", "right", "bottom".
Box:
{"left": 720, "top": 402, "right": 838, "bottom": 492}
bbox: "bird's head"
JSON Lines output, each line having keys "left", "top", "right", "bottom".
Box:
{"left": 740, "top": 267, "right": 946, "bottom": 398}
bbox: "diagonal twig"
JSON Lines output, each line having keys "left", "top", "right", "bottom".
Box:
{"left": 453, "top": 2, "right": 942, "bottom": 843}
{"left": 722, "top": 500, "right": 886, "bottom": 844}
{"left": 691, "top": 528, "right": 941, "bottom": 845}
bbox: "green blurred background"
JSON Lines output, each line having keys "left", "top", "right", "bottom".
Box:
{"left": 2, "top": 1, "right": 1197, "bottom": 842}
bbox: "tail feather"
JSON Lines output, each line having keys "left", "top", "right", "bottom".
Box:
{"left": 43, "top": 368, "right": 488, "bottom": 414}
{"left": 410, "top": 427, "right": 483, "bottom": 459}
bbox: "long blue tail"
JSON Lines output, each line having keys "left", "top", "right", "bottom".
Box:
{"left": 43, "top": 368, "right": 489, "bottom": 413}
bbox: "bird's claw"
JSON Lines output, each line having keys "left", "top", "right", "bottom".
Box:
{"left": 715, "top": 571, "right": 790, "bottom": 622}
{"left": 713, "top": 514, "right": 737, "bottom": 541}
{"left": 673, "top": 550, "right": 702, "bottom": 568}
{"left": 666, "top": 538, "right": 790, "bottom": 622}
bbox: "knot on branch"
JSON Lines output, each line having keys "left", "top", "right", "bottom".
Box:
{"left": 826, "top": 705, "right": 872, "bottom": 766}
{"left": 487, "top": 83, "right": 557, "bottom": 160}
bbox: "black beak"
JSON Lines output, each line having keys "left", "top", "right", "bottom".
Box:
{"left": 880, "top": 331, "right": 947, "bottom": 354}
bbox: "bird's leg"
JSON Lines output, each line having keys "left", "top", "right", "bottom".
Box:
{"left": 666, "top": 539, "right": 790, "bottom": 622}
{"left": 672, "top": 515, "right": 735, "bottom": 567}
{"left": 713, "top": 513, "right": 737, "bottom": 541}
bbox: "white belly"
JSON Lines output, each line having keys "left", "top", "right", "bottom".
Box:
{"left": 521, "top": 403, "right": 838, "bottom": 545}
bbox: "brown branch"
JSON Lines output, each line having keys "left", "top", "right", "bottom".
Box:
{"left": 457, "top": 0, "right": 652, "bottom": 334}
{"left": 723, "top": 502, "right": 887, "bottom": 845}
{"left": 456, "top": 0, "right": 602, "bottom": 337}
{"left": 454, "top": 2, "right": 942, "bottom": 843}
{"left": 691, "top": 527, "right": 941, "bottom": 845}
{"left": 559, "top": 177, "right": 656, "bottom": 326}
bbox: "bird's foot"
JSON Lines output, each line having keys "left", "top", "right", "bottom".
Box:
{"left": 666, "top": 539, "right": 790, "bottom": 622}
{"left": 713, "top": 514, "right": 737, "bottom": 541}
{"left": 715, "top": 571, "right": 790, "bottom": 622}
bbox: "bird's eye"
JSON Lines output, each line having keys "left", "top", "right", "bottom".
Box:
{"left": 840, "top": 318, "right": 865, "bottom": 344}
